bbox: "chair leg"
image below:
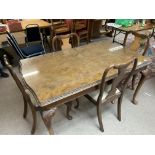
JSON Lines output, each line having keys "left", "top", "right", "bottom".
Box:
{"left": 65, "top": 102, "right": 73, "bottom": 120}
{"left": 132, "top": 71, "right": 147, "bottom": 105}
{"left": 87, "top": 35, "right": 89, "bottom": 44}
{"left": 117, "top": 95, "right": 123, "bottom": 121}
{"left": 41, "top": 108, "right": 57, "bottom": 135}
{"left": 97, "top": 102, "right": 104, "bottom": 132}
{"left": 74, "top": 98, "right": 79, "bottom": 109}
{"left": 23, "top": 97, "right": 28, "bottom": 118}
{"left": 132, "top": 74, "right": 138, "bottom": 90}
{"left": 29, "top": 105, "right": 37, "bottom": 135}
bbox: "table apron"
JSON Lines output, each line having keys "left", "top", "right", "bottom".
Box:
{"left": 38, "top": 64, "right": 148, "bottom": 112}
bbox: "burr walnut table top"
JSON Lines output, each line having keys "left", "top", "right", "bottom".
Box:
{"left": 20, "top": 40, "right": 150, "bottom": 106}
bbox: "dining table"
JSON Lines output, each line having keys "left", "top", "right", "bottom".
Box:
{"left": 20, "top": 39, "right": 151, "bottom": 133}
{"left": 108, "top": 22, "right": 155, "bottom": 46}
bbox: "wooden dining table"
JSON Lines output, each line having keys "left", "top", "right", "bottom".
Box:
{"left": 20, "top": 40, "right": 151, "bottom": 133}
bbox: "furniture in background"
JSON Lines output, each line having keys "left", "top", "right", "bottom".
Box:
{"left": 25, "top": 24, "right": 46, "bottom": 51}
{"left": 52, "top": 33, "right": 79, "bottom": 52}
{"left": 0, "top": 20, "right": 53, "bottom": 52}
{"left": 3, "top": 55, "right": 57, "bottom": 134}
{"left": 51, "top": 19, "right": 71, "bottom": 35}
{"left": 7, "top": 32, "right": 45, "bottom": 59}
{"left": 72, "top": 19, "right": 90, "bottom": 43}
{"left": 108, "top": 22, "right": 155, "bottom": 46}
{"left": 89, "top": 19, "right": 103, "bottom": 38}
{"left": 85, "top": 58, "right": 137, "bottom": 131}
{"left": 20, "top": 40, "right": 151, "bottom": 134}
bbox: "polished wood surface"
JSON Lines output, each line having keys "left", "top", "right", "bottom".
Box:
{"left": 20, "top": 40, "right": 150, "bottom": 107}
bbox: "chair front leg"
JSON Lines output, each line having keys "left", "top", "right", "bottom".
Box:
{"left": 28, "top": 103, "right": 37, "bottom": 135}
{"left": 132, "top": 71, "right": 148, "bottom": 105}
{"left": 41, "top": 107, "right": 57, "bottom": 135}
{"left": 97, "top": 102, "right": 104, "bottom": 132}
{"left": 117, "top": 95, "right": 123, "bottom": 121}
{"left": 23, "top": 96, "right": 28, "bottom": 118}
{"left": 132, "top": 74, "right": 138, "bottom": 90}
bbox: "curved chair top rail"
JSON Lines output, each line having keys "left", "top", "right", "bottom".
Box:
{"left": 98, "top": 57, "right": 138, "bottom": 103}
{"left": 52, "top": 33, "right": 80, "bottom": 51}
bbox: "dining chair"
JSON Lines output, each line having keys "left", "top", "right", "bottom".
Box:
{"left": 25, "top": 24, "right": 41, "bottom": 43}
{"left": 129, "top": 32, "right": 150, "bottom": 90}
{"left": 3, "top": 55, "right": 57, "bottom": 134}
{"left": 52, "top": 33, "right": 80, "bottom": 120}
{"left": 72, "top": 19, "right": 90, "bottom": 44}
{"left": 40, "top": 20, "right": 53, "bottom": 50}
{"left": 51, "top": 19, "right": 71, "bottom": 35}
{"left": 84, "top": 57, "right": 138, "bottom": 132}
{"left": 7, "top": 31, "right": 45, "bottom": 59}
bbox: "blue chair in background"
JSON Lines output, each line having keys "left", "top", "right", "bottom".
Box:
{"left": 7, "top": 31, "right": 45, "bottom": 59}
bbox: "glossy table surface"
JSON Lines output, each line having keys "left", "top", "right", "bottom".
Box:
{"left": 20, "top": 40, "right": 150, "bottom": 106}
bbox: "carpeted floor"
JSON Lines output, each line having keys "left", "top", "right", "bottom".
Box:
{"left": 0, "top": 32, "right": 155, "bottom": 135}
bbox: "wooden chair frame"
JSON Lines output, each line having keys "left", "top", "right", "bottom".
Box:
{"left": 3, "top": 55, "right": 56, "bottom": 135}
{"left": 85, "top": 57, "right": 138, "bottom": 132}
{"left": 52, "top": 33, "right": 80, "bottom": 52}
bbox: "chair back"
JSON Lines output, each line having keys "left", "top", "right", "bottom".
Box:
{"left": 3, "top": 55, "right": 27, "bottom": 97}
{"left": 6, "top": 32, "right": 25, "bottom": 58}
{"left": 129, "top": 32, "right": 149, "bottom": 56}
{"left": 3, "top": 55, "right": 39, "bottom": 106}
{"left": 98, "top": 57, "right": 138, "bottom": 103}
{"left": 25, "top": 24, "right": 42, "bottom": 43}
{"left": 72, "top": 20, "right": 88, "bottom": 32}
{"left": 52, "top": 33, "right": 79, "bottom": 51}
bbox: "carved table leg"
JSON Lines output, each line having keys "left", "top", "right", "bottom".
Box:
{"left": 41, "top": 107, "right": 57, "bottom": 135}
{"left": 132, "top": 71, "right": 148, "bottom": 105}
{"left": 65, "top": 102, "right": 73, "bottom": 120}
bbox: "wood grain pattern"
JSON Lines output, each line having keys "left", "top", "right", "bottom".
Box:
{"left": 20, "top": 40, "right": 150, "bottom": 106}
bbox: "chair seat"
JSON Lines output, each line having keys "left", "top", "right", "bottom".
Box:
{"left": 88, "top": 85, "right": 120, "bottom": 102}
{"left": 21, "top": 43, "right": 44, "bottom": 56}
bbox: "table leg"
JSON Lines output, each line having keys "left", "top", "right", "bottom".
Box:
{"left": 131, "top": 71, "right": 147, "bottom": 105}
{"left": 41, "top": 107, "right": 57, "bottom": 135}
{"left": 123, "top": 32, "right": 128, "bottom": 46}
{"left": 113, "top": 29, "right": 117, "bottom": 43}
